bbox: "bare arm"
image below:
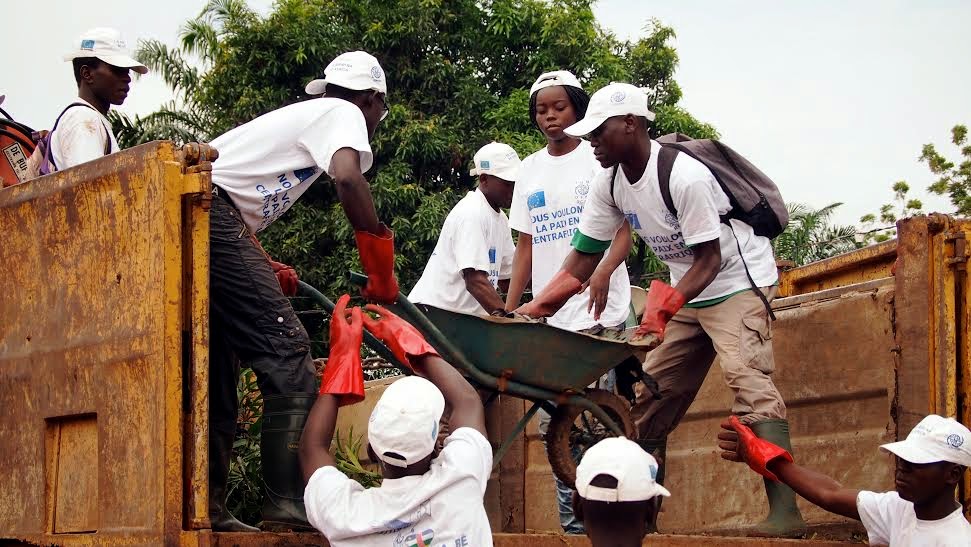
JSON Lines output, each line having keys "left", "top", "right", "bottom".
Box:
{"left": 672, "top": 239, "right": 721, "bottom": 302}
{"left": 586, "top": 221, "right": 633, "bottom": 319}
{"left": 330, "top": 147, "right": 381, "bottom": 234}
{"left": 413, "top": 355, "right": 486, "bottom": 436}
{"left": 462, "top": 269, "right": 506, "bottom": 314}
{"left": 505, "top": 233, "right": 532, "bottom": 311}
{"left": 562, "top": 249, "right": 606, "bottom": 284}
{"left": 770, "top": 460, "right": 861, "bottom": 520}
{"left": 299, "top": 395, "right": 340, "bottom": 484}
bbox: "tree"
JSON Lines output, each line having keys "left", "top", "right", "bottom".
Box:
{"left": 859, "top": 180, "right": 924, "bottom": 243}
{"left": 774, "top": 202, "right": 860, "bottom": 266}
{"left": 116, "top": 0, "right": 717, "bottom": 299}
{"left": 924, "top": 124, "right": 971, "bottom": 216}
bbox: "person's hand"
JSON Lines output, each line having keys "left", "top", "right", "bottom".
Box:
{"left": 515, "top": 270, "right": 583, "bottom": 318}
{"left": 319, "top": 294, "right": 366, "bottom": 406}
{"left": 354, "top": 225, "right": 400, "bottom": 303}
{"left": 717, "top": 416, "right": 792, "bottom": 481}
{"left": 269, "top": 260, "right": 298, "bottom": 297}
{"left": 634, "top": 280, "right": 686, "bottom": 342}
{"left": 585, "top": 268, "right": 611, "bottom": 321}
{"left": 361, "top": 304, "right": 439, "bottom": 370}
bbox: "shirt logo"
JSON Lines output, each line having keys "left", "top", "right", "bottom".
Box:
{"left": 663, "top": 211, "right": 679, "bottom": 229}
{"left": 947, "top": 434, "right": 964, "bottom": 448}
{"left": 405, "top": 529, "right": 434, "bottom": 547}
{"left": 575, "top": 180, "right": 590, "bottom": 203}
{"left": 80, "top": 39, "right": 96, "bottom": 50}
{"left": 624, "top": 212, "right": 641, "bottom": 230}
{"left": 527, "top": 190, "right": 546, "bottom": 210}
{"left": 488, "top": 247, "right": 497, "bottom": 263}
{"left": 294, "top": 166, "right": 318, "bottom": 182}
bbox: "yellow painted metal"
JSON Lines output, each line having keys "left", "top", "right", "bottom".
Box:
{"left": 0, "top": 141, "right": 213, "bottom": 545}
{"left": 778, "top": 239, "right": 897, "bottom": 297}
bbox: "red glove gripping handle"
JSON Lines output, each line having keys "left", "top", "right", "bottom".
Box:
{"left": 269, "top": 261, "right": 298, "bottom": 297}
{"left": 355, "top": 225, "right": 400, "bottom": 304}
{"left": 729, "top": 416, "right": 792, "bottom": 482}
{"left": 636, "top": 280, "right": 687, "bottom": 342}
{"left": 320, "top": 295, "right": 366, "bottom": 406}
{"left": 516, "top": 270, "right": 583, "bottom": 318}
{"left": 361, "top": 304, "right": 439, "bottom": 370}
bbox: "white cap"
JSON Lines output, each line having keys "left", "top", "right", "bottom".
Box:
{"left": 469, "top": 142, "right": 521, "bottom": 182}
{"left": 305, "top": 51, "right": 387, "bottom": 96}
{"left": 564, "top": 82, "right": 655, "bottom": 137}
{"left": 529, "top": 70, "right": 583, "bottom": 96}
{"left": 576, "top": 437, "right": 671, "bottom": 502}
{"left": 880, "top": 415, "right": 971, "bottom": 467}
{"left": 63, "top": 28, "right": 148, "bottom": 74}
{"left": 367, "top": 376, "right": 446, "bottom": 468}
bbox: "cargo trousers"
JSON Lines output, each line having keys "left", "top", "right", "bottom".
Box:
{"left": 632, "top": 287, "right": 786, "bottom": 440}
{"left": 208, "top": 192, "right": 317, "bottom": 439}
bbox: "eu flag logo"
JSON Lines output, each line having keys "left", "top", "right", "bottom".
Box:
{"left": 488, "top": 247, "right": 497, "bottom": 263}
{"left": 294, "top": 167, "right": 318, "bottom": 182}
{"left": 527, "top": 191, "right": 546, "bottom": 210}
{"left": 625, "top": 212, "right": 642, "bottom": 229}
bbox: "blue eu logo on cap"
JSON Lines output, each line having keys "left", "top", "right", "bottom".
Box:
{"left": 527, "top": 190, "right": 546, "bottom": 210}
{"left": 81, "top": 39, "right": 95, "bottom": 50}
{"left": 480, "top": 160, "right": 490, "bottom": 169}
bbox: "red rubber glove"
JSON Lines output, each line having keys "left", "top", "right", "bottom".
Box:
{"left": 355, "top": 225, "right": 400, "bottom": 304}
{"left": 719, "top": 416, "right": 792, "bottom": 482}
{"left": 636, "top": 280, "right": 687, "bottom": 342}
{"left": 515, "top": 270, "right": 583, "bottom": 318}
{"left": 269, "top": 260, "right": 298, "bottom": 297}
{"left": 361, "top": 304, "right": 439, "bottom": 370}
{"left": 320, "top": 294, "right": 366, "bottom": 406}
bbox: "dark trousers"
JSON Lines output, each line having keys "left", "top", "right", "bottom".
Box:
{"left": 209, "top": 193, "right": 316, "bottom": 438}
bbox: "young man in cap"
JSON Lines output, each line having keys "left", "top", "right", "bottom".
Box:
{"left": 47, "top": 28, "right": 148, "bottom": 172}
{"left": 205, "top": 51, "right": 398, "bottom": 531}
{"left": 517, "top": 82, "right": 802, "bottom": 535}
{"left": 299, "top": 296, "right": 492, "bottom": 547}
{"left": 573, "top": 436, "right": 670, "bottom": 546}
{"left": 720, "top": 414, "right": 971, "bottom": 545}
{"left": 408, "top": 142, "right": 519, "bottom": 316}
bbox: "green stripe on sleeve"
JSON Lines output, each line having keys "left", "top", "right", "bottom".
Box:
{"left": 571, "top": 230, "right": 611, "bottom": 254}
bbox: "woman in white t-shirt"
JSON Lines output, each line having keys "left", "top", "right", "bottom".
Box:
{"left": 505, "top": 70, "right": 633, "bottom": 535}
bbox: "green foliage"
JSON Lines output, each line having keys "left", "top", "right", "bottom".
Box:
{"left": 923, "top": 124, "right": 971, "bottom": 216}
{"left": 227, "top": 369, "right": 263, "bottom": 524}
{"left": 858, "top": 180, "right": 924, "bottom": 243}
{"left": 774, "top": 202, "right": 861, "bottom": 266}
{"left": 333, "top": 427, "right": 383, "bottom": 488}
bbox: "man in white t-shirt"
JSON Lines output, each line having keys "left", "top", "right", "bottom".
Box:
{"left": 206, "top": 51, "right": 399, "bottom": 531}
{"left": 300, "top": 296, "right": 492, "bottom": 547}
{"left": 573, "top": 437, "right": 671, "bottom": 546}
{"left": 408, "top": 142, "right": 518, "bottom": 316}
{"left": 45, "top": 28, "right": 148, "bottom": 173}
{"left": 720, "top": 414, "right": 971, "bottom": 546}
{"left": 516, "top": 82, "right": 802, "bottom": 535}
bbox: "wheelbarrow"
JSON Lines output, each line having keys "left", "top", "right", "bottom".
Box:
{"left": 297, "top": 276, "right": 660, "bottom": 487}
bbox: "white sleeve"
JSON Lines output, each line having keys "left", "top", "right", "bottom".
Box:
{"left": 54, "top": 109, "right": 110, "bottom": 169}
{"left": 438, "top": 428, "right": 493, "bottom": 494}
{"left": 508, "top": 164, "right": 532, "bottom": 234}
{"left": 303, "top": 466, "right": 364, "bottom": 537}
{"left": 576, "top": 169, "right": 625, "bottom": 242}
{"left": 451, "top": 209, "right": 493, "bottom": 273}
{"left": 669, "top": 157, "right": 722, "bottom": 246}
{"left": 298, "top": 102, "right": 374, "bottom": 178}
{"left": 856, "top": 490, "right": 896, "bottom": 546}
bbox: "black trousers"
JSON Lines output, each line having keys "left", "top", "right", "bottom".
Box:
{"left": 208, "top": 193, "right": 316, "bottom": 438}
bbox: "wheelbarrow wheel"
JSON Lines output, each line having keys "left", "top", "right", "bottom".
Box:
{"left": 545, "top": 389, "right": 636, "bottom": 489}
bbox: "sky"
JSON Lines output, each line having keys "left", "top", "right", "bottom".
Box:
{"left": 3, "top": 0, "right": 969, "bottom": 227}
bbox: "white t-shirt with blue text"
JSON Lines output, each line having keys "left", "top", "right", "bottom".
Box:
{"left": 576, "top": 140, "right": 777, "bottom": 303}
{"left": 409, "top": 189, "right": 515, "bottom": 316}
{"left": 304, "top": 427, "right": 494, "bottom": 547}
{"left": 857, "top": 490, "right": 971, "bottom": 546}
{"left": 508, "top": 141, "right": 630, "bottom": 330}
{"left": 210, "top": 97, "right": 373, "bottom": 233}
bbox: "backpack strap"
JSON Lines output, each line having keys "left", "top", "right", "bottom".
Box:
{"left": 726, "top": 221, "right": 777, "bottom": 321}
{"left": 657, "top": 144, "right": 679, "bottom": 219}
{"left": 609, "top": 164, "right": 619, "bottom": 207}
{"left": 46, "top": 102, "right": 112, "bottom": 172}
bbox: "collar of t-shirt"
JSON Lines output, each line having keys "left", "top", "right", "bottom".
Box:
{"left": 75, "top": 96, "right": 110, "bottom": 123}
{"left": 473, "top": 187, "right": 501, "bottom": 216}
{"left": 915, "top": 505, "right": 967, "bottom": 528}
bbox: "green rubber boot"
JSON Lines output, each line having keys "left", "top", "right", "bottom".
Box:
{"left": 636, "top": 438, "right": 666, "bottom": 534}
{"left": 260, "top": 394, "right": 316, "bottom": 532}
{"left": 749, "top": 420, "right": 807, "bottom": 538}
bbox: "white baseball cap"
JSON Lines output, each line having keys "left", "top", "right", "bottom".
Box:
{"left": 529, "top": 70, "right": 583, "bottom": 96}
{"left": 880, "top": 414, "right": 971, "bottom": 467}
{"left": 63, "top": 28, "right": 148, "bottom": 75}
{"left": 367, "top": 376, "right": 446, "bottom": 468}
{"left": 564, "top": 82, "right": 655, "bottom": 138}
{"left": 305, "top": 51, "right": 387, "bottom": 96}
{"left": 576, "top": 437, "right": 671, "bottom": 502}
{"left": 469, "top": 142, "right": 521, "bottom": 182}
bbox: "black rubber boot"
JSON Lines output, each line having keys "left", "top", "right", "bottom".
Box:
{"left": 210, "top": 425, "right": 260, "bottom": 532}
{"left": 260, "top": 393, "right": 316, "bottom": 532}
{"left": 636, "top": 438, "right": 666, "bottom": 534}
{"left": 749, "top": 419, "right": 807, "bottom": 538}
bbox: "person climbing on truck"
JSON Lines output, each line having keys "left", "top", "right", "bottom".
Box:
{"left": 516, "top": 82, "right": 803, "bottom": 535}
{"left": 205, "top": 50, "right": 399, "bottom": 531}
{"left": 719, "top": 413, "right": 971, "bottom": 545}
{"left": 299, "top": 296, "right": 493, "bottom": 547}
{"left": 408, "top": 142, "right": 519, "bottom": 317}
{"left": 572, "top": 436, "right": 670, "bottom": 547}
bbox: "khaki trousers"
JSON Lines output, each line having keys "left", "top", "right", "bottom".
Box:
{"left": 632, "top": 287, "right": 786, "bottom": 440}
